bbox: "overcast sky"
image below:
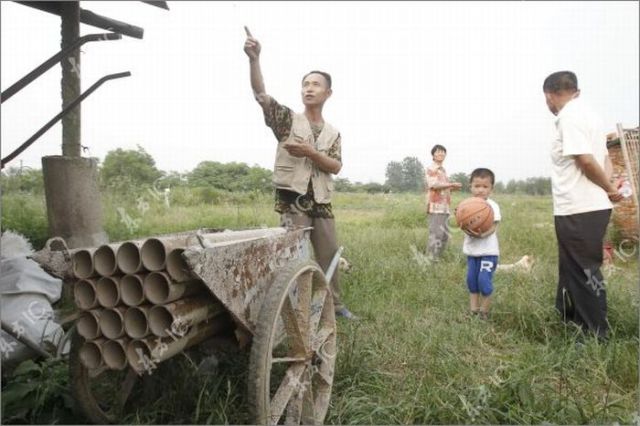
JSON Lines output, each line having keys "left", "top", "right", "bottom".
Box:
{"left": 1, "top": 1, "right": 638, "bottom": 184}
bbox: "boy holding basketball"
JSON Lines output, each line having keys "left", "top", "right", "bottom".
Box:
{"left": 461, "top": 168, "right": 501, "bottom": 319}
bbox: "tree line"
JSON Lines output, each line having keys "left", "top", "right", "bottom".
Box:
{"left": 382, "top": 156, "right": 551, "bottom": 195}
{"left": 0, "top": 146, "right": 272, "bottom": 195}
{"left": 1, "top": 148, "right": 551, "bottom": 196}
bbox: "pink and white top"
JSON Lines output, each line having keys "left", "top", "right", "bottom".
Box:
{"left": 425, "top": 163, "right": 452, "bottom": 214}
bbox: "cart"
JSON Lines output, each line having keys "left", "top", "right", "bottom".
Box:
{"left": 31, "top": 226, "right": 340, "bottom": 425}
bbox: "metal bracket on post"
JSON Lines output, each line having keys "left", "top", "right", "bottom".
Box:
{"left": 1, "top": 33, "right": 122, "bottom": 103}
{"left": 1, "top": 72, "right": 131, "bottom": 169}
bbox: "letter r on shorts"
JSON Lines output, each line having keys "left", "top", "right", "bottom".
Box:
{"left": 480, "top": 260, "right": 494, "bottom": 273}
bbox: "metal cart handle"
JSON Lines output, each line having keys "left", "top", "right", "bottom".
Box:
{"left": 324, "top": 246, "right": 344, "bottom": 283}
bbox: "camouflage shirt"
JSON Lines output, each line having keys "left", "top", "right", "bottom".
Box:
{"left": 264, "top": 98, "right": 342, "bottom": 218}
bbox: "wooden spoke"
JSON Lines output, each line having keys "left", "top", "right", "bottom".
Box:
{"left": 311, "top": 326, "right": 335, "bottom": 353}
{"left": 250, "top": 260, "right": 337, "bottom": 425}
{"left": 314, "top": 365, "right": 334, "bottom": 387}
{"left": 281, "top": 294, "right": 308, "bottom": 355}
{"left": 309, "top": 288, "right": 328, "bottom": 337}
{"left": 301, "top": 368, "right": 317, "bottom": 425}
{"left": 115, "top": 369, "right": 139, "bottom": 412}
{"left": 269, "top": 363, "right": 306, "bottom": 425}
{"left": 294, "top": 270, "right": 312, "bottom": 350}
{"left": 285, "top": 392, "right": 303, "bottom": 426}
{"left": 271, "top": 356, "right": 306, "bottom": 364}
{"left": 311, "top": 372, "right": 332, "bottom": 421}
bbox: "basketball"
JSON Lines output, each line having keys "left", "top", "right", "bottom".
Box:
{"left": 455, "top": 197, "right": 494, "bottom": 234}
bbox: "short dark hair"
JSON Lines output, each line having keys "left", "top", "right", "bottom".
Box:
{"left": 431, "top": 144, "right": 447, "bottom": 156}
{"left": 302, "top": 70, "right": 332, "bottom": 89}
{"left": 543, "top": 71, "right": 578, "bottom": 93}
{"left": 470, "top": 168, "right": 495, "bottom": 186}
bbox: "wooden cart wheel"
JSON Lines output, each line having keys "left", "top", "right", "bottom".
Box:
{"left": 69, "top": 330, "right": 142, "bottom": 424}
{"left": 248, "top": 259, "right": 337, "bottom": 425}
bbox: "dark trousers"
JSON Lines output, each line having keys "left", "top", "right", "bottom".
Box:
{"left": 280, "top": 213, "right": 344, "bottom": 310}
{"left": 554, "top": 209, "right": 611, "bottom": 339}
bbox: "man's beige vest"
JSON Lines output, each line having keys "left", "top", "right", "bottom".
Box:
{"left": 273, "top": 113, "right": 339, "bottom": 204}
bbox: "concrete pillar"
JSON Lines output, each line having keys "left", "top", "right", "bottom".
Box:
{"left": 60, "top": 1, "right": 81, "bottom": 157}
{"left": 42, "top": 156, "right": 108, "bottom": 248}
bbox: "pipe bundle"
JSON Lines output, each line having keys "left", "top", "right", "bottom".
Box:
{"left": 72, "top": 228, "right": 287, "bottom": 373}
{"left": 72, "top": 235, "right": 229, "bottom": 374}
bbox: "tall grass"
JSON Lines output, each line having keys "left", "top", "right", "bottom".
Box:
{"left": 327, "top": 192, "right": 638, "bottom": 425}
{"left": 1, "top": 190, "right": 637, "bottom": 424}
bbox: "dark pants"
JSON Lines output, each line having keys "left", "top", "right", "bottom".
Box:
{"left": 281, "top": 213, "right": 344, "bottom": 310}
{"left": 554, "top": 209, "right": 611, "bottom": 339}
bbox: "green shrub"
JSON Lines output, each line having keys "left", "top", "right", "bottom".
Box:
{"left": 1, "top": 194, "right": 49, "bottom": 249}
{"left": 1, "top": 359, "right": 74, "bottom": 424}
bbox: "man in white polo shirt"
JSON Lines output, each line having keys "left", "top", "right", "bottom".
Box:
{"left": 543, "top": 71, "right": 623, "bottom": 340}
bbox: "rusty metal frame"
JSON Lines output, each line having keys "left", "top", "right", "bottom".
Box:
{"left": 1, "top": 72, "right": 131, "bottom": 169}
{"left": 183, "top": 227, "right": 312, "bottom": 333}
{"left": 14, "top": 1, "right": 169, "bottom": 39}
{"left": 1, "top": 33, "right": 122, "bottom": 103}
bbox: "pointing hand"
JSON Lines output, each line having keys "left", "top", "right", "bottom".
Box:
{"left": 243, "top": 26, "right": 261, "bottom": 60}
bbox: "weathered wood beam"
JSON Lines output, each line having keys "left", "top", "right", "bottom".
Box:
{"left": 15, "top": 1, "right": 145, "bottom": 39}
{"left": 141, "top": 1, "right": 169, "bottom": 10}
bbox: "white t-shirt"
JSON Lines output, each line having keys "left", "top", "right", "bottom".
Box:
{"left": 550, "top": 97, "right": 612, "bottom": 216}
{"left": 463, "top": 198, "right": 500, "bottom": 257}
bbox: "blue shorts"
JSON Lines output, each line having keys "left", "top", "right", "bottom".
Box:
{"left": 466, "top": 256, "right": 498, "bottom": 296}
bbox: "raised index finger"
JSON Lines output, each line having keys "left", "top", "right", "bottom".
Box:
{"left": 244, "top": 26, "right": 253, "bottom": 37}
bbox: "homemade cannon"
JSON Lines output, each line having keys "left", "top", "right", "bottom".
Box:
{"left": 32, "top": 226, "right": 339, "bottom": 425}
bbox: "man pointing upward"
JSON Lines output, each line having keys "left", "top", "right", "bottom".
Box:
{"left": 244, "top": 26, "right": 357, "bottom": 320}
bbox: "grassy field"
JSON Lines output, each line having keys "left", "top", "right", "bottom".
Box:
{"left": 1, "top": 191, "right": 638, "bottom": 424}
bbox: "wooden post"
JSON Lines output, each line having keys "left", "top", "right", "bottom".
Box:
{"left": 60, "top": 1, "right": 81, "bottom": 157}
